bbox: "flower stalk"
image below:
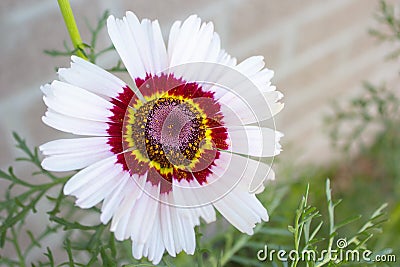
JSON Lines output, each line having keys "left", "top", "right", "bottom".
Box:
{"left": 57, "top": 0, "right": 87, "bottom": 59}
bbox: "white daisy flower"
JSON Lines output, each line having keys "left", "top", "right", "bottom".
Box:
{"left": 40, "top": 12, "right": 284, "bottom": 264}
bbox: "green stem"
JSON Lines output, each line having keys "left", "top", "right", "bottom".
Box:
{"left": 194, "top": 227, "right": 203, "bottom": 267}
{"left": 220, "top": 224, "right": 263, "bottom": 266}
{"left": 57, "top": 0, "right": 87, "bottom": 59}
{"left": 11, "top": 227, "right": 25, "bottom": 267}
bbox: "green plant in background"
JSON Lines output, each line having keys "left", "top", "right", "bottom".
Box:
{"left": 207, "top": 179, "right": 390, "bottom": 267}
{"left": 326, "top": 82, "right": 399, "bottom": 153}
{"left": 327, "top": 0, "right": 400, "bottom": 170}
{"left": 369, "top": 0, "right": 400, "bottom": 59}
{"left": 325, "top": 0, "right": 400, "bottom": 263}
{"left": 1, "top": 0, "right": 400, "bottom": 266}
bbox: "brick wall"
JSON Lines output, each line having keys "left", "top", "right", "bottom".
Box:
{"left": 0, "top": 0, "right": 397, "bottom": 168}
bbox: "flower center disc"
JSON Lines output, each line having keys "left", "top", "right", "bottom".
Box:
{"left": 143, "top": 97, "right": 206, "bottom": 168}
{"left": 114, "top": 74, "right": 229, "bottom": 192}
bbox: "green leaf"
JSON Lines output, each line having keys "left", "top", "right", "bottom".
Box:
{"left": 49, "top": 215, "right": 99, "bottom": 231}
{"left": 335, "top": 215, "right": 362, "bottom": 230}
{"left": 44, "top": 247, "right": 55, "bottom": 267}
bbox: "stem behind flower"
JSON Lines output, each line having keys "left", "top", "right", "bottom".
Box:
{"left": 57, "top": 0, "right": 87, "bottom": 60}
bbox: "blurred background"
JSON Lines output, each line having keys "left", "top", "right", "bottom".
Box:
{"left": 0, "top": 0, "right": 397, "bottom": 169}
{"left": 1, "top": 0, "right": 400, "bottom": 265}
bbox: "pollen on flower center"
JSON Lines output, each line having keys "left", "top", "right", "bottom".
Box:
{"left": 146, "top": 97, "right": 203, "bottom": 151}
{"left": 126, "top": 96, "right": 207, "bottom": 170}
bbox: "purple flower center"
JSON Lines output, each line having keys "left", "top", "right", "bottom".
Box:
{"left": 146, "top": 98, "right": 201, "bottom": 151}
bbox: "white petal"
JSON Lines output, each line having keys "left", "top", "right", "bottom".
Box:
{"left": 211, "top": 151, "right": 275, "bottom": 194}
{"left": 100, "top": 173, "right": 131, "bottom": 223}
{"left": 235, "top": 56, "right": 265, "bottom": 75}
{"left": 168, "top": 60, "right": 278, "bottom": 125}
{"left": 74, "top": 170, "right": 124, "bottom": 208}
{"left": 135, "top": 213, "right": 165, "bottom": 264}
{"left": 41, "top": 149, "right": 113, "bottom": 172}
{"left": 264, "top": 90, "right": 284, "bottom": 117}
{"left": 172, "top": 156, "right": 269, "bottom": 207}
{"left": 150, "top": 20, "right": 168, "bottom": 73}
{"left": 190, "top": 22, "right": 215, "bottom": 62}
{"left": 43, "top": 80, "right": 114, "bottom": 122}
{"left": 173, "top": 179, "right": 216, "bottom": 223}
{"left": 149, "top": 217, "right": 165, "bottom": 264}
{"left": 111, "top": 175, "right": 146, "bottom": 240}
{"left": 132, "top": 242, "right": 145, "bottom": 260}
{"left": 210, "top": 178, "right": 268, "bottom": 234}
{"left": 42, "top": 109, "right": 109, "bottom": 136}
{"left": 63, "top": 155, "right": 121, "bottom": 195}
{"left": 125, "top": 14, "right": 154, "bottom": 74}
{"left": 168, "top": 15, "right": 201, "bottom": 67}
{"left": 215, "top": 49, "right": 237, "bottom": 66}
{"left": 58, "top": 56, "right": 128, "bottom": 99}
{"left": 40, "top": 138, "right": 113, "bottom": 172}
{"left": 40, "top": 137, "right": 111, "bottom": 155}
{"left": 170, "top": 181, "right": 200, "bottom": 227}
{"left": 251, "top": 166, "right": 275, "bottom": 194}
{"left": 180, "top": 56, "right": 281, "bottom": 125}
{"left": 107, "top": 14, "right": 146, "bottom": 79}
{"left": 168, "top": 193, "right": 184, "bottom": 253}
{"left": 131, "top": 184, "right": 164, "bottom": 263}
{"left": 249, "top": 68, "right": 275, "bottom": 92}
{"left": 161, "top": 190, "right": 196, "bottom": 255}
{"left": 177, "top": 210, "right": 196, "bottom": 254}
{"left": 159, "top": 193, "right": 176, "bottom": 257}
{"left": 227, "top": 126, "right": 283, "bottom": 157}
{"left": 153, "top": 224, "right": 166, "bottom": 264}
{"left": 126, "top": 13, "right": 168, "bottom": 75}
{"left": 213, "top": 192, "right": 255, "bottom": 234}
{"left": 129, "top": 182, "right": 160, "bottom": 243}
{"left": 235, "top": 56, "right": 275, "bottom": 93}
{"left": 233, "top": 189, "right": 269, "bottom": 222}
{"left": 217, "top": 88, "right": 274, "bottom": 125}
{"left": 40, "top": 83, "right": 52, "bottom": 95}
{"left": 167, "top": 20, "right": 181, "bottom": 63}
{"left": 62, "top": 155, "right": 127, "bottom": 209}
{"left": 107, "top": 12, "right": 168, "bottom": 80}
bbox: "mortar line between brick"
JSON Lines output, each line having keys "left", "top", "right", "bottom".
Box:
{"left": 230, "top": 0, "right": 356, "bottom": 56}
{"left": 276, "top": 22, "right": 369, "bottom": 80}
{"left": 284, "top": 46, "right": 394, "bottom": 133}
